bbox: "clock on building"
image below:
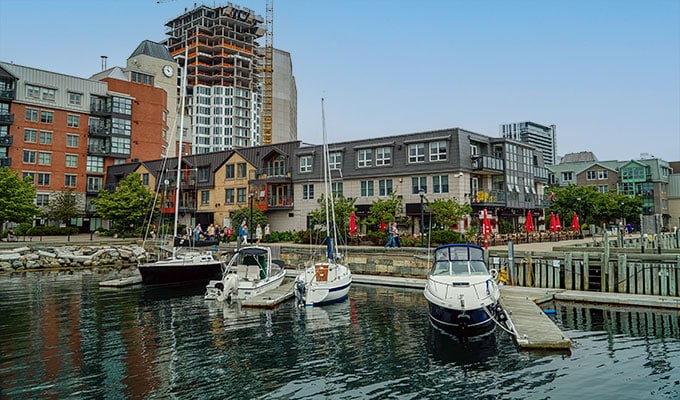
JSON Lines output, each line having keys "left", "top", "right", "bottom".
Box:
{"left": 162, "top": 65, "right": 174, "bottom": 77}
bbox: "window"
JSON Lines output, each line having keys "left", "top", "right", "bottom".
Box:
{"left": 433, "top": 175, "right": 449, "bottom": 193}
{"left": 87, "top": 177, "right": 102, "bottom": 192}
{"left": 586, "top": 171, "right": 596, "bottom": 180}
{"left": 470, "top": 144, "right": 479, "bottom": 156}
{"left": 112, "top": 97, "right": 132, "bottom": 115}
{"left": 598, "top": 185, "right": 609, "bottom": 193}
{"left": 412, "top": 177, "right": 427, "bottom": 194}
{"left": 329, "top": 151, "right": 342, "bottom": 170}
{"left": 142, "top": 173, "right": 149, "bottom": 186}
{"left": 111, "top": 118, "right": 131, "bottom": 135}
{"left": 65, "top": 154, "right": 78, "bottom": 168}
{"left": 36, "top": 193, "right": 49, "bottom": 206}
{"left": 331, "top": 182, "right": 343, "bottom": 197}
{"left": 299, "top": 155, "right": 312, "bottom": 173}
{"left": 225, "top": 188, "right": 235, "bottom": 203}
{"left": 22, "top": 172, "right": 35, "bottom": 183}
{"left": 37, "top": 172, "right": 50, "bottom": 186}
{"left": 561, "top": 172, "right": 573, "bottom": 181}
{"left": 303, "top": 184, "right": 314, "bottom": 200}
{"left": 375, "top": 147, "right": 391, "bottom": 166}
{"left": 67, "top": 115, "right": 79, "bottom": 128}
{"left": 237, "top": 188, "right": 247, "bottom": 203}
{"left": 23, "top": 150, "right": 36, "bottom": 164}
{"left": 198, "top": 167, "right": 210, "bottom": 182}
{"left": 25, "top": 108, "right": 38, "bottom": 122}
{"left": 26, "top": 85, "right": 40, "bottom": 99}
{"left": 131, "top": 72, "right": 153, "bottom": 86}
{"left": 378, "top": 179, "right": 393, "bottom": 196}
{"left": 237, "top": 163, "right": 247, "bottom": 178}
{"left": 357, "top": 149, "right": 373, "bottom": 168}
{"left": 65, "top": 174, "right": 77, "bottom": 187}
{"left": 24, "top": 129, "right": 37, "bottom": 143}
{"left": 201, "top": 190, "right": 210, "bottom": 205}
{"left": 360, "top": 180, "right": 374, "bottom": 197}
{"left": 68, "top": 92, "right": 82, "bottom": 106}
{"left": 39, "top": 131, "right": 52, "bottom": 145}
{"left": 408, "top": 143, "right": 425, "bottom": 163}
{"left": 598, "top": 170, "right": 608, "bottom": 180}
{"left": 430, "top": 141, "right": 447, "bottom": 161}
{"left": 38, "top": 152, "right": 51, "bottom": 165}
{"left": 41, "top": 87, "right": 55, "bottom": 101}
{"left": 40, "top": 111, "right": 53, "bottom": 124}
{"left": 111, "top": 137, "right": 130, "bottom": 155}
{"left": 225, "top": 164, "right": 235, "bottom": 179}
{"left": 87, "top": 156, "right": 104, "bottom": 173}
{"left": 66, "top": 134, "right": 79, "bottom": 148}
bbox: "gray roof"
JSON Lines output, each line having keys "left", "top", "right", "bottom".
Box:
{"left": 129, "top": 40, "right": 174, "bottom": 62}
{"left": 560, "top": 151, "right": 598, "bottom": 164}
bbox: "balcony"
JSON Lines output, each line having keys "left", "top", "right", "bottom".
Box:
{"left": 88, "top": 125, "right": 111, "bottom": 137}
{"left": 0, "top": 88, "right": 15, "bottom": 101}
{"left": 252, "top": 166, "right": 292, "bottom": 180}
{"left": 534, "top": 166, "right": 549, "bottom": 181}
{"left": 470, "top": 189, "right": 506, "bottom": 206}
{"left": 471, "top": 155, "right": 504, "bottom": 174}
{"left": 87, "top": 144, "right": 110, "bottom": 156}
{"left": 0, "top": 112, "right": 14, "bottom": 125}
{"left": 86, "top": 183, "right": 103, "bottom": 194}
{"left": 90, "top": 101, "right": 112, "bottom": 116}
{"left": 0, "top": 135, "right": 12, "bottom": 146}
{"left": 0, "top": 157, "right": 11, "bottom": 167}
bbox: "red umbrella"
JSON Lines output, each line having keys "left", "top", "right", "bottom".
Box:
{"left": 482, "top": 209, "right": 492, "bottom": 249}
{"left": 525, "top": 210, "right": 535, "bottom": 233}
{"left": 349, "top": 211, "right": 357, "bottom": 235}
{"left": 571, "top": 212, "right": 580, "bottom": 231}
{"left": 549, "top": 212, "right": 556, "bottom": 232}
{"left": 555, "top": 214, "right": 562, "bottom": 231}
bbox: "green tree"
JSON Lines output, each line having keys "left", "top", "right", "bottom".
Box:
{"left": 365, "top": 192, "right": 403, "bottom": 229}
{"left": 93, "top": 172, "right": 157, "bottom": 233}
{"left": 0, "top": 167, "right": 40, "bottom": 227}
{"left": 230, "top": 206, "right": 267, "bottom": 231}
{"left": 46, "top": 189, "right": 83, "bottom": 225}
{"left": 547, "top": 185, "right": 642, "bottom": 228}
{"left": 429, "top": 198, "right": 472, "bottom": 230}
{"left": 308, "top": 193, "right": 356, "bottom": 234}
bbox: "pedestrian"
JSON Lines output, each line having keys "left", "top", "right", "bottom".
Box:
{"left": 224, "top": 226, "right": 233, "bottom": 243}
{"left": 150, "top": 224, "right": 157, "bottom": 240}
{"left": 185, "top": 225, "right": 192, "bottom": 239}
{"left": 384, "top": 222, "right": 395, "bottom": 248}
{"left": 392, "top": 222, "right": 401, "bottom": 248}
{"left": 256, "top": 224, "right": 262, "bottom": 244}
{"left": 239, "top": 224, "right": 248, "bottom": 245}
{"left": 206, "top": 223, "right": 215, "bottom": 240}
{"left": 193, "top": 223, "right": 202, "bottom": 242}
{"left": 264, "top": 223, "right": 271, "bottom": 242}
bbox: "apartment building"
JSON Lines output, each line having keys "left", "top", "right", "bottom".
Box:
{"left": 500, "top": 121, "right": 557, "bottom": 166}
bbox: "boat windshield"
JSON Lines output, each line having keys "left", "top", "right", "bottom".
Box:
{"left": 430, "top": 260, "right": 488, "bottom": 276}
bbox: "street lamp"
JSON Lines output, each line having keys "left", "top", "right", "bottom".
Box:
{"left": 419, "top": 189, "right": 425, "bottom": 247}
{"left": 249, "top": 191, "right": 254, "bottom": 243}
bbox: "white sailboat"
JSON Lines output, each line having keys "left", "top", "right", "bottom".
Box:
{"left": 294, "top": 99, "right": 352, "bottom": 306}
{"left": 137, "top": 44, "right": 222, "bottom": 286}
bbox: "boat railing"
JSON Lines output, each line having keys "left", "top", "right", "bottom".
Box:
{"left": 428, "top": 277, "right": 495, "bottom": 301}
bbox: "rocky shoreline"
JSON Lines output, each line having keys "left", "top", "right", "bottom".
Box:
{"left": 0, "top": 244, "right": 147, "bottom": 271}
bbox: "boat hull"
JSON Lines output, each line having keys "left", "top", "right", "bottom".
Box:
{"left": 138, "top": 257, "right": 222, "bottom": 286}
{"left": 426, "top": 300, "right": 498, "bottom": 337}
{"left": 295, "top": 263, "right": 352, "bottom": 306}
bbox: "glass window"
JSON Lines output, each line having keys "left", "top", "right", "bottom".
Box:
{"left": 26, "top": 85, "right": 40, "bottom": 99}
{"left": 198, "top": 167, "right": 210, "bottom": 182}
{"left": 225, "top": 164, "right": 235, "bottom": 179}
{"left": 65, "top": 174, "right": 77, "bottom": 187}
{"left": 38, "top": 152, "right": 51, "bottom": 165}
{"left": 201, "top": 190, "right": 210, "bottom": 205}
{"left": 299, "top": 155, "right": 312, "bottom": 173}
{"left": 68, "top": 92, "right": 82, "bottom": 106}
{"left": 378, "top": 179, "right": 393, "bottom": 196}
{"left": 561, "top": 172, "right": 573, "bottom": 181}
{"left": 67, "top": 115, "right": 79, "bottom": 128}
{"left": 358, "top": 149, "right": 372, "bottom": 168}
{"left": 111, "top": 137, "right": 130, "bottom": 155}
{"left": 412, "top": 177, "right": 427, "bottom": 194}
{"left": 408, "top": 143, "right": 425, "bottom": 163}
{"left": 586, "top": 171, "right": 596, "bottom": 180}
{"left": 25, "top": 108, "right": 38, "bottom": 121}
{"left": 87, "top": 156, "right": 104, "bottom": 173}
{"left": 225, "top": 188, "right": 235, "bottom": 203}
{"left": 331, "top": 182, "right": 343, "bottom": 197}
{"left": 329, "top": 151, "right": 342, "bottom": 170}
{"left": 41, "top": 87, "right": 55, "bottom": 101}
{"left": 24, "top": 129, "right": 37, "bottom": 143}
{"left": 22, "top": 172, "right": 35, "bottom": 183}
{"left": 36, "top": 193, "right": 49, "bottom": 206}
{"left": 40, "top": 111, "right": 53, "bottom": 124}
{"left": 360, "top": 180, "right": 374, "bottom": 197}
{"left": 303, "top": 184, "right": 314, "bottom": 200}
{"left": 376, "top": 147, "right": 391, "bottom": 166}
{"left": 433, "top": 175, "right": 449, "bottom": 193}
{"left": 37, "top": 172, "right": 50, "bottom": 186}
{"left": 237, "top": 163, "right": 247, "bottom": 178}
{"left": 39, "top": 131, "right": 52, "bottom": 145}
{"left": 65, "top": 154, "right": 78, "bottom": 167}
{"left": 23, "top": 150, "right": 36, "bottom": 164}
{"left": 237, "top": 187, "right": 247, "bottom": 203}
{"left": 598, "top": 170, "right": 608, "bottom": 180}
{"left": 430, "top": 141, "right": 447, "bottom": 161}
{"left": 87, "top": 177, "right": 103, "bottom": 192}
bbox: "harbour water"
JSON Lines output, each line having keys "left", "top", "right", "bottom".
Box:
{"left": 1, "top": 271, "right": 679, "bottom": 399}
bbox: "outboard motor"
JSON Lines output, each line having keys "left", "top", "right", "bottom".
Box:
{"left": 294, "top": 279, "right": 306, "bottom": 307}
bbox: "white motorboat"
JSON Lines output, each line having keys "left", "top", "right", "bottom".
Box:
{"left": 204, "top": 245, "right": 286, "bottom": 302}
{"left": 423, "top": 244, "right": 504, "bottom": 337}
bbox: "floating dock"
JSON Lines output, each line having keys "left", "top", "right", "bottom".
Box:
{"left": 241, "top": 280, "right": 295, "bottom": 308}
{"left": 99, "top": 275, "right": 143, "bottom": 287}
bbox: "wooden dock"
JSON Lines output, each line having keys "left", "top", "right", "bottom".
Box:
{"left": 241, "top": 280, "right": 295, "bottom": 308}
{"left": 99, "top": 275, "right": 143, "bottom": 288}
{"left": 499, "top": 286, "right": 572, "bottom": 351}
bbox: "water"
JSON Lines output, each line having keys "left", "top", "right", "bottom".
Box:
{"left": 1, "top": 271, "right": 679, "bottom": 400}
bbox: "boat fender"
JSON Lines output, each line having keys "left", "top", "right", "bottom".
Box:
{"left": 543, "top": 309, "right": 556, "bottom": 316}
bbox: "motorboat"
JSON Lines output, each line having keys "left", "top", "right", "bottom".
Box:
{"left": 423, "top": 243, "right": 504, "bottom": 337}
{"left": 204, "top": 245, "right": 286, "bottom": 302}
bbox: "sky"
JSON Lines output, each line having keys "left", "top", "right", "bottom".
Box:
{"left": 1, "top": 0, "right": 679, "bottom": 162}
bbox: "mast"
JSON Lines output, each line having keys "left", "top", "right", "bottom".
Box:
{"left": 172, "top": 39, "right": 189, "bottom": 249}
{"left": 321, "top": 98, "right": 333, "bottom": 261}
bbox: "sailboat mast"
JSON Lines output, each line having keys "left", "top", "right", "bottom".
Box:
{"left": 321, "top": 98, "right": 333, "bottom": 261}
{"left": 172, "top": 40, "right": 189, "bottom": 242}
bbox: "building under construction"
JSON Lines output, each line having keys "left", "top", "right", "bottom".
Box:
{"left": 164, "top": 3, "right": 271, "bottom": 153}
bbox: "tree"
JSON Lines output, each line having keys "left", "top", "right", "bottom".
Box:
{"left": 45, "top": 189, "right": 83, "bottom": 225}
{"left": 546, "top": 185, "right": 643, "bottom": 228}
{"left": 429, "top": 198, "right": 472, "bottom": 230}
{"left": 0, "top": 167, "right": 40, "bottom": 227}
{"left": 365, "top": 192, "right": 403, "bottom": 229}
{"left": 308, "top": 193, "right": 356, "bottom": 234}
{"left": 230, "top": 206, "right": 267, "bottom": 231}
{"left": 93, "top": 172, "right": 157, "bottom": 233}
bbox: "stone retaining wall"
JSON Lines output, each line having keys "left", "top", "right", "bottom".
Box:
{"left": 0, "top": 244, "right": 146, "bottom": 271}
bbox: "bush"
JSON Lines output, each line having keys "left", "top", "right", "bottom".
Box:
{"left": 429, "top": 229, "right": 464, "bottom": 246}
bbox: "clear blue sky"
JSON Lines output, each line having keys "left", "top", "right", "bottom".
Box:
{"left": 1, "top": 0, "right": 679, "bottom": 162}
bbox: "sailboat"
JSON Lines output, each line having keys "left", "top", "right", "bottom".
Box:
{"left": 294, "top": 99, "right": 352, "bottom": 306}
{"left": 137, "top": 45, "right": 222, "bottom": 286}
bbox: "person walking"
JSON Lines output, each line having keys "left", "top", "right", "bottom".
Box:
{"left": 264, "top": 223, "right": 271, "bottom": 242}
{"left": 206, "top": 224, "right": 215, "bottom": 240}
{"left": 392, "top": 222, "right": 402, "bottom": 248}
{"left": 193, "top": 223, "right": 202, "bottom": 242}
{"left": 239, "top": 224, "right": 248, "bottom": 245}
{"left": 384, "top": 223, "right": 395, "bottom": 248}
{"left": 256, "top": 224, "right": 263, "bottom": 244}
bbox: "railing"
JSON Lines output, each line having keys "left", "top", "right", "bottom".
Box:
{"left": 0, "top": 89, "right": 16, "bottom": 100}
{"left": 0, "top": 157, "right": 11, "bottom": 167}
{"left": 88, "top": 126, "right": 111, "bottom": 136}
{"left": 471, "top": 155, "right": 504, "bottom": 172}
{"left": 471, "top": 189, "right": 506, "bottom": 206}
{"left": 252, "top": 166, "right": 292, "bottom": 180}
{"left": 0, "top": 113, "right": 14, "bottom": 124}
{"left": 0, "top": 135, "right": 13, "bottom": 146}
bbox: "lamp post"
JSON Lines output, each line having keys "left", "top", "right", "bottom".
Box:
{"left": 249, "top": 191, "right": 254, "bottom": 243}
{"left": 419, "top": 189, "right": 425, "bottom": 247}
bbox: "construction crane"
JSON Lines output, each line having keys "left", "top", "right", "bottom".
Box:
{"left": 262, "top": 0, "right": 273, "bottom": 145}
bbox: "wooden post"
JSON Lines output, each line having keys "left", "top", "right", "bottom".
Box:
{"left": 583, "top": 252, "right": 590, "bottom": 291}
{"left": 617, "top": 253, "right": 627, "bottom": 293}
{"left": 565, "top": 252, "right": 573, "bottom": 290}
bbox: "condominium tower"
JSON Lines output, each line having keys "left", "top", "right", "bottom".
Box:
{"left": 500, "top": 121, "right": 557, "bottom": 165}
